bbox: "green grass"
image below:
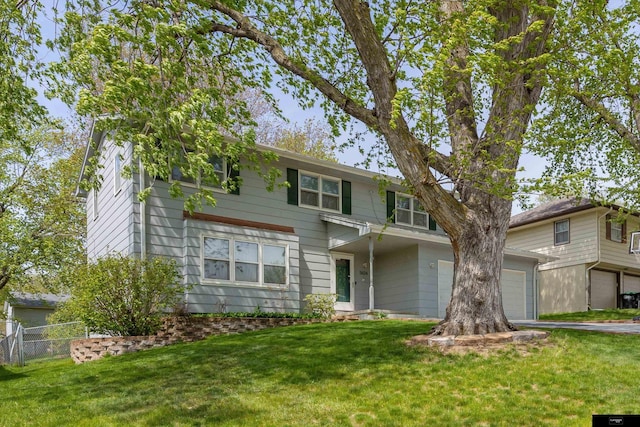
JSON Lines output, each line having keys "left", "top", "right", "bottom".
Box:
{"left": 540, "top": 308, "right": 640, "bottom": 321}
{"left": 2, "top": 320, "right": 639, "bottom": 426}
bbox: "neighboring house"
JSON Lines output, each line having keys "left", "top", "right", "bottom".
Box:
{"left": 508, "top": 198, "right": 640, "bottom": 314}
{"left": 3, "top": 292, "right": 68, "bottom": 336}
{"left": 78, "top": 128, "right": 549, "bottom": 319}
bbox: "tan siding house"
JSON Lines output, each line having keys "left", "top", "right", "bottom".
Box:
{"left": 507, "top": 198, "right": 640, "bottom": 314}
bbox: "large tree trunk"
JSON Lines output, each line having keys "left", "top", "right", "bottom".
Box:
{"left": 432, "top": 196, "right": 515, "bottom": 336}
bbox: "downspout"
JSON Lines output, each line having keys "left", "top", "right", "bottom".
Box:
{"left": 139, "top": 157, "right": 147, "bottom": 261}
{"left": 533, "top": 262, "right": 539, "bottom": 319}
{"left": 368, "top": 236, "right": 375, "bottom": 311}
{"left": 585, "top": 207, "right": 613, "bottom": 310}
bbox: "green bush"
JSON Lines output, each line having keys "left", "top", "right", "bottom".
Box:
{"left": 303, "top": 293, "right": 336, "bottom": 319}
{"left": 50, "top": 255, "right": 183, "bottom": 336}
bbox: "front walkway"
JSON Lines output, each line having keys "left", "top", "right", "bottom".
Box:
{"left": 513, "top": 320, "right": 640, "bottom": 334}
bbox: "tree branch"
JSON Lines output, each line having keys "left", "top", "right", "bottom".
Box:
{"left": 572, "top": 91, "right": 640, "bottom": 153}
{"left": 205, "top": 2, "right": 379, "bottom": 131}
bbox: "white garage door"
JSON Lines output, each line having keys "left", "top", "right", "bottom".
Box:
{"left": 437, "top": 261, "right": 526, "bottom": 319}
{"left": 591, "top": 270, "right": 618, "bottom": 309}
{"left": 623, "top": 275, "right": 640, "bottom": 293}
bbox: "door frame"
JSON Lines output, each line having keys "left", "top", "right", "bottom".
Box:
{"left": 330, "top": 252, "right": 355, "bottom": 311}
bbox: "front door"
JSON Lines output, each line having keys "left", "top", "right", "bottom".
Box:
{"left": 331, "top": 253, "right": 355, "bottom": 311}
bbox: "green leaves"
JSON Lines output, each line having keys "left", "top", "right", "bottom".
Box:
{"left": 52, "top": 255, "right": 183, "bottom": 336}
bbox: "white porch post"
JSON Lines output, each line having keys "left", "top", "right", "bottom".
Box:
{"left": 368, "top": 236, "right": 374, "bottom": 311}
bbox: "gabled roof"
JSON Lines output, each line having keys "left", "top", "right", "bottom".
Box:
{"left": 509, "top": 198, "right": 598, "bottom": 229}
{"left": 6, "top": 292, "right": 69, "bottom": 309}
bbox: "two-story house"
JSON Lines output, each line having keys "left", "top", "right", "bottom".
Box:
{"left": 78, "top": 127, "right": 548, "bottom": 319}
{"left": 508, "top": 198, "right": 640, "bottom": 314}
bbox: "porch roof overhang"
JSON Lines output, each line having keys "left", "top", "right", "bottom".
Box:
{"left": 320, "top": 213, "right": 556, "bottom": 264}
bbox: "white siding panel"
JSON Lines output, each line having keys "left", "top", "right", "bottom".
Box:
{"left": 507, "top": 211, "right": 598, "bottom": 270}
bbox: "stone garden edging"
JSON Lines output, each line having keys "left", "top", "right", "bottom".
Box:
{"left": 71, "top": 316, "right": 356, "bottom": 363}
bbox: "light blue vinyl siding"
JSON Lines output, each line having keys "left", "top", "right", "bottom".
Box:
{"left": 85, "top": 139, "right": 136, "bottom": 258}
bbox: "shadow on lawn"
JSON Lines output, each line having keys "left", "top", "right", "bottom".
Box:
{"left": 0, "top": 365, "right": 26, "bottom": 381}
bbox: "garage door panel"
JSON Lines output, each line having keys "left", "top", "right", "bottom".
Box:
{"left": 624, "top": 275, "right": 640, "bottom": 293}
{"left": 591, "top": 270, "right": 618, "bottom": 309}
{"left": 438, "top": 261, "right": 526, "bottom": 320}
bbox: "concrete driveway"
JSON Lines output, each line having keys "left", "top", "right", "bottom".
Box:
{"left": 513, "top": 320, "right": 640, "bottom": 334}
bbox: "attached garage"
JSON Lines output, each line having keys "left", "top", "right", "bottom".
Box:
{"left": 623, "top": 274, "right": 640, "bottom": 293}
{"left": 437, "top": 261, "right": 526, "bottom": 319}
{"left": 590, "top": 270, "right": 618, "bottom": 309}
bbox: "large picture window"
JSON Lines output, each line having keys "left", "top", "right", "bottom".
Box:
{"left": 202, "top": 236, "right": 288, "bottom": 286}
{"left": 299, "top": 171, "right": 341, "bottom": 212}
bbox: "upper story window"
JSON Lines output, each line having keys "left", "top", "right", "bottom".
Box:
{"left": 554, "top": 219, "right": 570, "bottom": 245}
{"left": 396, "top": 194, "right": 429, "bottom": 228}
{"left": 171, "top": 154, "right": 226, "bottom": 189}
{"left": 299, "top": 171, "right": 341, "bottom": 212}
{"left": 202, "top": 236, "right": 288, "bottom": 286}
{"left": 606, "top": 214, "right": 627, "bottom": 243}
{"left": 286, "top": 168, "right": 351, "bottom": 215}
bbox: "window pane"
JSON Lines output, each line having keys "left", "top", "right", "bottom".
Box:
{"left": 322, "top": 179, "right": 339, "bottom": 195}
{"left": 300, "top": 174, "right": 319, "bottom": 190}
{"left": 264, "top": 245, "right": 286, "bottom": 266}
{"left": 264, "top": 265, "right": 286, "bottom": 284}
{"left": 236, "top": 263, "right": 258, "bottom": 282}
{"left": 397, "top": 196, "right": 410, "bottom": 210}
{"left": 204, "top": 238, "right": 229, "bottom": 259}
{"left": 322, "top": 194, "right": 339, "bottom": 210}
{"left": 210, "top": 155, "right": 224, "bottom": 172}
{"left": 397, "top": 209, "right": 411, "bottom": 224}
{"left": 414, "top": 200, "right": 426, "bottom": 212}
{"left": 171, "top": 166, "right": 195, "bottom": 184}
{"left": 414, "top": 212, "right": 427, "bottom": 227}
{"left": 555, "top": 220, "right": 569, "bottom": 233}
{"left": 204, "top": 260, "right": 229, "bottom": 280}
{"left": 235, "top": 241, "right": 258, "bottom": 262}
{"left": 301, "top": 190, "right": 319, "bottom": 207}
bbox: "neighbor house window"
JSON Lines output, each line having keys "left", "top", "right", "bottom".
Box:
{"left": 202, "top": 236, "right": 288, "bottom": 286}
{"left": 554, "top": 219, "right": 570, "bottom": 245}
{"left": 396, "top": 194, "right": 428, "bottom": 228}
{"left": 606, "top": 214, "right": 627, "bottom": 243}
{"left": 299, "top": 171, "right": 341, "bottom": 212}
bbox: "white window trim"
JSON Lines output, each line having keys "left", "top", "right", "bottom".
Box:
{"left": 298, "top": 170, "right": 341, "bottom": 213}
{"left": 395, "top": 193, "right": 429, "bottom": 229}
{"left": 171, "top": 155, "right": 228, "bottom": 193}
{"left": 92, "top": 188, "right": 99, "bottom": 221}
{"left": 114, "top": 152, "right": 123, "bottom": 196}
{"left": 201, "top": 234, "right": 290, "bottom": 289}
{"left": 554, "top": 219, "right": 570, "bottom": 245}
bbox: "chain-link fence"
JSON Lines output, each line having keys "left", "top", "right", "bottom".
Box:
{"left": 1, "top": 322, "right": 87, "bottom": 366}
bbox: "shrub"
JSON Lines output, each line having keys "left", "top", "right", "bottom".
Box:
{"left": 303, "top": 293, "right": 336, "bottom": 319}
{"left": 50, "top": 255, "right": 183, "bottom": 336}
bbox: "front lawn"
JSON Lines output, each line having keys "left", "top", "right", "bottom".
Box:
{"left": 539, "top": 308, "right": 640, "bottom": 321}
{"left": 1, "top": 320, "right": 638, "bottom": 426}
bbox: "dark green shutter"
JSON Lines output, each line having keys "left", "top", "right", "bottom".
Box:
{"left": 428, "top": 214, "right": 437, "bottom": 231}
{"left": 386, "top": 190, "right": 395, "bottom": 222}
{"left": 227, "top": 160, "right": 240, "bottom": 195}
{"left": 287, "top": 168, "right": 298, "bottom": 205}
{"left": 342, "top": 181, "right": 351, "bottom": 215}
